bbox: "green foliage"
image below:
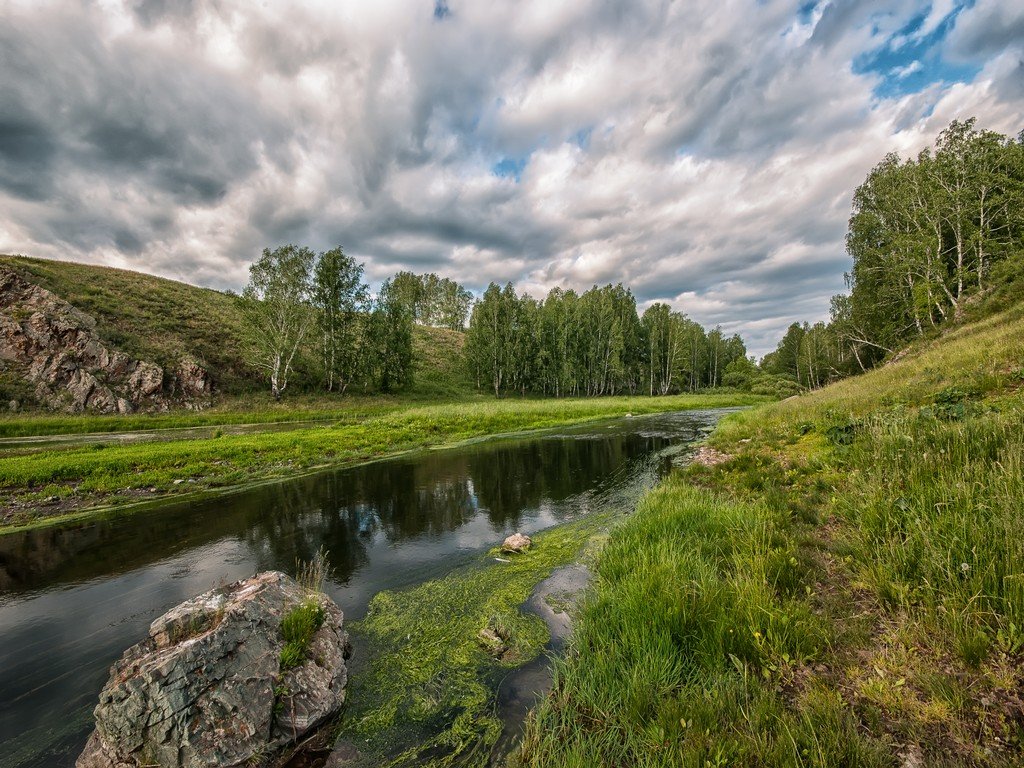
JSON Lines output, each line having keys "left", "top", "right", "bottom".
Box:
{"left": 845, "top": 120, "right": 1024, "bottom": 358}
{"left": 311, "top": 247, "right": 370, "bottom": 394}
{"left": 365, "top": 278, "right": 414, "bottom": 393}
{"left": 235, "top": 245, "right": 417, "bottom": 398}
{"left": 466, "top": 283, "right": 747, "bottom": 398}
{"left": 761, "top": 118, "right": 1024, "bottom": 392}
{"left": 390, "top": 271, "right": 473, "bottom": 330}
{"left": 279, "top": 598, "right": 327, "bottom": 671}
{"left": 238, "top": 245, "right": 317, "bottom": 399}
{"left": 749, "top": 373, "right": 802, "bottom": 398}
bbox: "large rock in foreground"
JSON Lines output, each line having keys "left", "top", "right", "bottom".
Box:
{"left": 77, "top": 571, "right": 351, "bottom": 768}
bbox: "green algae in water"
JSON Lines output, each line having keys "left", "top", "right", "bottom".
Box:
{"left": 340, "top": 512, "right": 613, "bottom": 767}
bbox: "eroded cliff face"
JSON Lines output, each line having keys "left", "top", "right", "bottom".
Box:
{"left": 0, "top": 266, "right": 212, "bottom": 412}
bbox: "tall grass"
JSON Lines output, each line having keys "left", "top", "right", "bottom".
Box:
{"left": 844, "top": 404, "right": 1024, "bottom": 663}
{"left": 515, "top": 482, "right": 885, "bottom": 766}
{"left": 517, "top": 304, "right": 1024, "bottom": 766}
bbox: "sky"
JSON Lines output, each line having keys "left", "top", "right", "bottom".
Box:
{"left": 1, "top": 0, "right": 1022, "bottom": 355}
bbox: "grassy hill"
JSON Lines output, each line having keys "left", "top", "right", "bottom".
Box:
{"left": 0, "top": 255, "right": 471, "bottom": 402}
{"left": 1, "top": 255, "right": 253, "bottom": 391}
{"left": 517, "top": 302, "right": 1024, "bottom": 766}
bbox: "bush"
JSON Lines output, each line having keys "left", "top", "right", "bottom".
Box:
{"left": 749, "top": 374, "right": 801, "bottom": 398}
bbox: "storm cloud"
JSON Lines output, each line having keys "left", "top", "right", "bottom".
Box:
{"left": 0, "top": 0, "right": 1021, "bottom": 354}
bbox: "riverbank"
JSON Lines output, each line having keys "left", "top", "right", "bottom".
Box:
{"left": 516, "top": 305, "right": 1024, "bottom": 766}
{"left": 0, "top": 393, "right": 765, "bottom": 532}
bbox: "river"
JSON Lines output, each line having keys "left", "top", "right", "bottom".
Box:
{"left": 0, "top": 408, "right": 733, "bottom": 768}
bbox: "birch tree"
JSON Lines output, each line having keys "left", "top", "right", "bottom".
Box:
{"left": 239, "top": 245, "right": 315, "bottom": 399}
{"left": 311, "top": 247, "right": 368, "bottom": 393}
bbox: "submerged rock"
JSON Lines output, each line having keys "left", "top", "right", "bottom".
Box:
{"left": 477, "top": 625, "right": 510, "bottom": 658}
{"left": 76, "top": 571, "right": 351, "bottom": 768}
{"left": 501, "top": 532, "right": 532, "bottom": 554}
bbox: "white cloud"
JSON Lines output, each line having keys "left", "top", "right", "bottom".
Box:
{"left": 0, "top": 0, "right": 1022, "bottom": 356}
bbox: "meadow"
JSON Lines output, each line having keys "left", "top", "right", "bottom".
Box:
{"left": 516, "top": 303, "right": 1024, "bottom": 766}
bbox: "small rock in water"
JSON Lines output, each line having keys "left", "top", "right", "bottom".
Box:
{"left": 502, "top": 532, "right": 532, "bottom": 553}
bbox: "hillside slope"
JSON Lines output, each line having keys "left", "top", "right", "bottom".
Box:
{"left": 518, "top": 302, "right": 1024, "bottom": 766}
{"left": 1, "top": 255, "right": 251, "bottom": 394}
{"left": 0, "top": 255, "right": 471, "bottom": 405}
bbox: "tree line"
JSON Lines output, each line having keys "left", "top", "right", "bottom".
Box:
{"left": 464, "top": 282, "right": 749, "bottom": 397}
{"left": 238, "top": 247, "right": 463, "bottom": 398}
{"left": 762, "top": 118, "right": 1024, "bottom": 388}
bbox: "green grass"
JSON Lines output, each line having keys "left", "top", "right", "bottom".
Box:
{"left": 0, "top": 393, "right": 765, "bottom": 531}
{"left": 515, "top": 483, "right": 885, "bottom": 767}
{"left": 516, "top": 303, "right": 1024, "bottom": 766}
{"left": 280, "top": 599, "right": 327, "bottom": 671}
{"left": 0, "top": 396, "right": 410, "bottom": 438}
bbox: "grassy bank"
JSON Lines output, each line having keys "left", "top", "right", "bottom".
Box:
{"left": 0, "top": 393, "right": 764, "bottom": 531}
{"left": 517, "top": 304, "right": 1024, "bottom": 766}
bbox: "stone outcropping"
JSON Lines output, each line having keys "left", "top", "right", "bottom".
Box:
{"left": 0, "top": 266, "right": 211, "bottom": 412}
{"left": 77, "top": 571, "right": 351, "bottom": 768}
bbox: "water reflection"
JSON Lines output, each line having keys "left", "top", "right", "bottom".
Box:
{"left": 0, "top": 409, "right": 725, "bottom": 768}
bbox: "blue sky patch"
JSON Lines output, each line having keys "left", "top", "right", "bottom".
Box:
{"left": 492, "top": 156, "right": 529, "bottom": 182}
{"left": 854, "top": 2, "right": 980, "bottom": 98}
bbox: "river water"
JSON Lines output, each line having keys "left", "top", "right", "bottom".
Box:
{"left": 0, "top": 408, "right": 731, "bottom": 768}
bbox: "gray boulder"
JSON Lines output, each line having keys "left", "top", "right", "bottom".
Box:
{"left": 77, "top": 571, "right": 351, "bottom": 768}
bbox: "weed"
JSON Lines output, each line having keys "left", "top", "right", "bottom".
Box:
{"left": 279, "top": 599, "right": 326, "bottom": 671}
{"left": 296, "top": 547, "right": 330, "bottom": 595}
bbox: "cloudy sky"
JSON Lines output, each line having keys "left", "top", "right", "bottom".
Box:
{"left": 1, "top": 0, "right": 1022, "bottom": 354}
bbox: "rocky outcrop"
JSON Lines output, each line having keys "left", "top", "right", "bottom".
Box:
{"left": 77, "top": 571, "right": 351, "bottom": 768}
{"left": 0, "top": 266, "right": 211, "bottom": 412}
{"left": 174, "top": 357, "right": 213, "bottom": 399}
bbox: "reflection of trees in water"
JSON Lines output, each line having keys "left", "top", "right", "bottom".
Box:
{"left": 1, "top": 424, "right": 684, "bottom": 594}
{"left": 241, "top": 454, "right": 479, "bottom": 581}
{"left": 468, "top": 433, "right": 665, "bottom": 527}
{"left": 239, "top": 431, "right": 677, "bottom": 579}
{"left": 242, "top": 475, "right": 371, "bottom": 584}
